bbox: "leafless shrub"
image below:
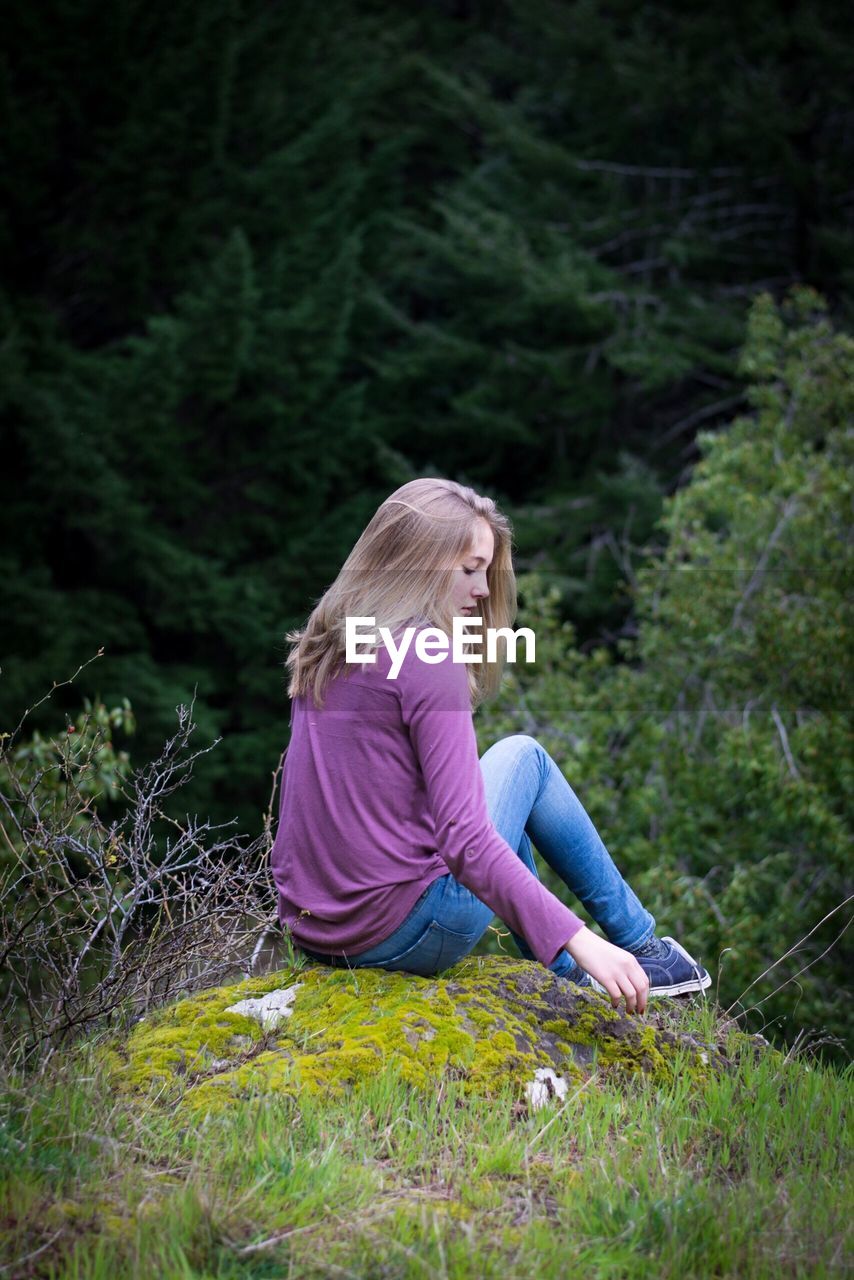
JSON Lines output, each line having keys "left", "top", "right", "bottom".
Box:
{"left": 0, "top": 671, "right": 294, "bottom": 1069}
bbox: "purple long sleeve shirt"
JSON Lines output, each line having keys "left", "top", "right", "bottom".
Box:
{"left": 270, "top": 622, "right": 585, "bottom": 968}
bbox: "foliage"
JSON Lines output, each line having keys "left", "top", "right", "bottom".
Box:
{"left": 0, "top": 684, "right": 277, "bottom": 1066}
{"left": 0, "top": 694, "right": 135, "bottom": 845}
{"left": 476, "top": 289, "right": 853, "bottom": 1056}
{"left": 1, "top": 0, "right": 852, "bottom": 830}
{"left": 1, "top": 289, "right": 848, "bottom": 1062}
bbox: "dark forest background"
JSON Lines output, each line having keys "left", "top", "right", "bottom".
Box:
{"left": 1, "top": 0, "right": 852, "bottom": 1047}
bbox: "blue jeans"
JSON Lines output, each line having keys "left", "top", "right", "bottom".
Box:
{"left": 298, "top": 734, "right": 655, "bottom": 979}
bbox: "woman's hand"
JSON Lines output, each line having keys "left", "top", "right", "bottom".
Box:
{"left": 565, "top": 925, "right": 649, "bottom": 1015}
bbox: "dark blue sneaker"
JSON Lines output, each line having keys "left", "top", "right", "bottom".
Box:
{"left": 556, "top": 958, "right": 593, "bottom": 988}
{"left": 633, "top": 935, "right": 711, "bottom": 997}
{"left": 567, "top": 969, "right": 592, "bottom": 989}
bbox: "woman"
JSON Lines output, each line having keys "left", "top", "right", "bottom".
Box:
{"left": 271, "top": 478, "right": 711, "bottom": 1015}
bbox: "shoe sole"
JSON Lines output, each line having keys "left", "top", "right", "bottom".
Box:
{"left": 589, "top": 936, "right": 712, "bottom": 999}
{"left": 649, "top": 937, "right": 712, "bottom": 996}
{"left": 646, "top": 975, "right": 712, "bottom": 996}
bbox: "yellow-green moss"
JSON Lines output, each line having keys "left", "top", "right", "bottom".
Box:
{"left": 46, "top": 1195, "right": 131, "bottom": 1242}
{"left": 103, "top": 955, "right": 718, "bottom": 1119}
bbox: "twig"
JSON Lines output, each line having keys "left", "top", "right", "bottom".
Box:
{"left": 1, "top": 688, "right": 278, "bottom": 1063}
{"left": 230, "top": 1217, "right": 324, "bottom": 1255}
{"left": 571, "top": 159, "right": 743, "bottom": 178}
{"left": 0, "top": 1227, "right": 65, "bottom": 1275}
{"left": 730, "top": 916, "right": 853, "bottom": 1021}
{"left": 723, "top": 895, "right": 854, "bottom": 1015}
{"left": 770, "top": 704, "right": 800, "bottom": 779}
{"left": 653, "top": 394, "right": 746, "bottom": 451}
{"left": 729, "top": 496, "right": 801, "bottom": 632}
{"left": 5, "top": 650, "right": 105, "bottom": 748}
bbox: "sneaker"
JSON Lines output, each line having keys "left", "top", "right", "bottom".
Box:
{"left": 633, "top": 935, "right": 711, "bottom": 997}
{"left": 557, "top": 959, "right": 593, "bottom": 988}
{"left": 568, "top": 969, "right": 593, "bottom": 989}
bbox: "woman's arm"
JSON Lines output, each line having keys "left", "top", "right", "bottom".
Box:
{"left": 396, "top": 642, "right": 586, "bottom": 971}
{"left": 564, "top": 926, "right": 649, "bottom": 1015}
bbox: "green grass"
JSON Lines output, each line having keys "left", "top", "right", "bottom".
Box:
{"left": 0, "top": 1001, "right": 850, "bottom": 1279}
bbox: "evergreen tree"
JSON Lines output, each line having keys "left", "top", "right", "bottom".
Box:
{"left": 1, "top": 0, "right": 851, "bottom": 832}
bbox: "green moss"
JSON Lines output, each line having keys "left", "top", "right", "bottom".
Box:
{"left": 103, "top": 955, "right": 718, "bottom": 1119}
{"left": 540, "top": 1003, "right": 710, "bottom": 1081}
{"left": 107, "top": 966, "right": 314, "bottom": 1098}
{"left": 46, "top": 1195, "right": 132, "bottom": 1242}
{"left": 435, "top": 1200, "right": 475, "bottom": 1222}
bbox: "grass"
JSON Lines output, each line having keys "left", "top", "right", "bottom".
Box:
{"left": 0, "top": 999, "right": 851, "bottom": 1279}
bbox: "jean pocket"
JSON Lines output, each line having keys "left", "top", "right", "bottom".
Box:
{"left": 378, "top": 918, "right": 478, "bottom": 978}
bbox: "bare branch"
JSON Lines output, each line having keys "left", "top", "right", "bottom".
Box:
{"left": 0, "top": 688, "right": 285, "bottom": 1067}
{"left": 770, "top": 704, "right": 801, "bottom": 779}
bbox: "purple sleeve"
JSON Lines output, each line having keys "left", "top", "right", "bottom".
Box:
{"left": 397, "top": 645, "right": 585, "bottom": 970}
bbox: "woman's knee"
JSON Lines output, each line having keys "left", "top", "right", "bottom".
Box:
{"left": 480, "top": 733, "right": 541, "bottom": 766}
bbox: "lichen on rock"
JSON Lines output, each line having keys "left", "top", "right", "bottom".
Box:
{"left": 103, "top": 955, "right": 725, "bottom": 1119}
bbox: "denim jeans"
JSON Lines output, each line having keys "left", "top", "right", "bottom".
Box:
{"left": 298, "top": 734, "right": 655, "bottom": 979}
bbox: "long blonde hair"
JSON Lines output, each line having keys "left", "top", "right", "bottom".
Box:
{"left": 285, "top": 478, "right": 518, "bottom": 711}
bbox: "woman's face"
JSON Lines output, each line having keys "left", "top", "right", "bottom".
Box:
{"left": 448, "top": 518, "right": 494, "bottom": 617}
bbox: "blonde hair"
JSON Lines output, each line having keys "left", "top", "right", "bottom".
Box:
{"left": 285, "top": 478, "right": 517, "bottom": 711}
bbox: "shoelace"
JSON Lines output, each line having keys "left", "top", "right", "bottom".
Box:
{"left": 632, "top": 934, "right": 668, "bottom": 959}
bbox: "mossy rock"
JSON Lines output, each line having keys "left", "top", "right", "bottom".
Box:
{"left": 103, "top": 954, "right": 727, "bottom": 1120}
